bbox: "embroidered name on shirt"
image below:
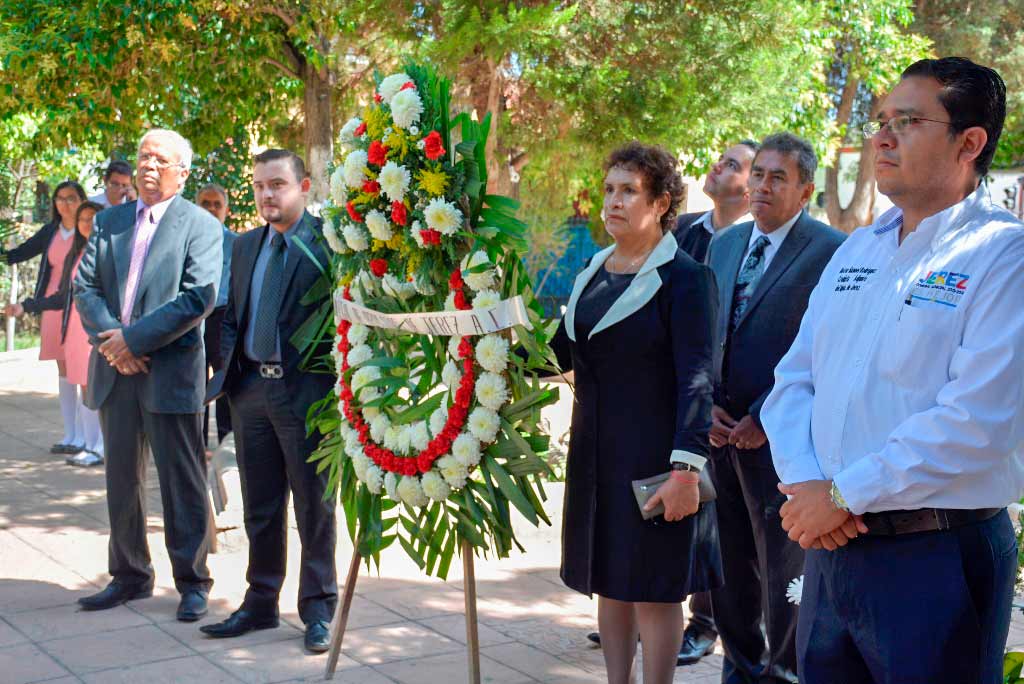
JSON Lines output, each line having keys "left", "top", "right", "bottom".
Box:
{"left": 909, "top": 270, "right": 971, "bottom": 308}
{"left": 835, "top": 267, "right": 878, "bottom": 292}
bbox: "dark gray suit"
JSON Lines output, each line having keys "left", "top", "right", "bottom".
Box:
{"left": 75, "top": 195, "right": 222, "bottom": 594}
{"left": 706, "top": 211, "right": 844, "bottom": 684}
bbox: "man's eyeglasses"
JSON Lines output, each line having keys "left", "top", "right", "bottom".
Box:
{"left": 138, "top": 153, "right": 185, "bottom": 170}
{"left": 862, "top": 115, "right": 953, "bottom": 139}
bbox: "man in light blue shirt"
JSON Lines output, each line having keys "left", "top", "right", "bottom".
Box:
{"left": 763, "top": 58, "right": 1024, "bottom": 684}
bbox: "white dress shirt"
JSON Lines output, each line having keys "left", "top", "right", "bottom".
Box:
{"left": 762, "top": 186, "right": 1024, "bottom": 514}
{"left": 697, "top": 210, "right": 754, "bottom": 236}
{"left": 742, "top": 210, "right": 799, "bottom": 272}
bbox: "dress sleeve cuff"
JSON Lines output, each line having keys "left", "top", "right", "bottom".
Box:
{"left": 832, "top": 455, "right": 886, "bottom": 515}
{"left": 670, "top": 449, "right": 707, "bottom": 471}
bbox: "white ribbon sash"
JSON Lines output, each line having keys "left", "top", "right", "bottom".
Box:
{"left": 334, "top": 293, "right": 533, "bottom": 336}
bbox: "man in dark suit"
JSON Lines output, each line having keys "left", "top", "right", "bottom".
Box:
{"left": 670, "top": 140, "right": 758, "bottom": 666}
{"left": 74, "top": 128, "right": 222, "bottom": 621}
{"left": 673, "top": 141, "right": 758, "bottom": 264}
{"left": 199, "top": 149, "right": 336, "bottom": 654}
{"left": 706, "top": 133, "right": 844, "bottom": 684}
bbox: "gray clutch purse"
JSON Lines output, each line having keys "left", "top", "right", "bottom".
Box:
{"left": 631, "top": 468, "right": 717, "bottom": 520}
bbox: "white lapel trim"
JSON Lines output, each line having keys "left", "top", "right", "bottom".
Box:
{"left": 564, "top": 244, "right": 615, "bottom": 342}
{"left": 586, "top": 232, "right": 677, "bottom": 340}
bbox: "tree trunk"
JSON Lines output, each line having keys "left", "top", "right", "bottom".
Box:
{"left": 302, "top": 51, "right": 333, "bottom": 205}
{"left": 825, "top": 79, "right": 877, "bottom": 233}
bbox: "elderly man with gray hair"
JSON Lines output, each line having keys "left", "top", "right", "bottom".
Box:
{"left": 74, "top": 128, "right": 222, "bottom": 621}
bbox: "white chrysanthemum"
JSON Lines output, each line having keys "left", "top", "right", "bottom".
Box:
{"left": 429, "top": 406, "right": 448, "bottom": 436}
{"left": 436, "top": 454, "right": 469, "bottom": 488}
{"left": 423, "top": 197, "right": 462, "bottom": 236}
{"left": 351, "top": 366, "right": 380, "bottom": 392}
{"left": 383, "top": 425, "right": 403, "bottom": 453}
{"left": 343, "top": 149, "right": 368, "bottom": 189}
{"left": 365, "top": 209, "right": 393, "bottom": 241}
{"left": 342, "top": 425, "right": 361, "bottom": 451}
{"left": 441, "top": 360, "right": 461, "bottom": 388}
{"left": 472, "top": 289, "right": 501, "bottom": 310}
{"left": 411, "top": 226, "right": 426, "bottom": 249}
{"left": 786, "top": 576, "right": 804, "bottom": 605}
{"left": 475, "top": 335, "right": 510, "bottom": 374}
{"left": 390, "top": 88, "right": 424, "bottom": 130}
{"left": 384, "top": 472, "right": 398, "bottom": 500}
{"left": 382, "top": 273, "right": 415, "bottom": 301}
{"left": 364, "top": 464, "right": 384, "bottom": 494}
{"left": 322, "top": 217, "right": 348, "bottom": 254}
{"left": 409, "top": 421, "right": 431, "bottom": 451}
{"left": 378, "top": 72, "right": 412, "bottom": 104}
{"left": 448, "top": 336, "right": 462, "bottom": 359}
{"left": 443, "top": 291, "right": 457, "bottom": 310}
{"left": 397, "top": 475, "right": 429, "bottom": 507}
{"left": 475, "top": 372, "right": 509, "bottom": 411}
{"left": 360, "top": 386, "right": 382, "bottom": 403}
{"left": 342, "top": 223, "right": 369, "bottom": 252}
{"left": 378, "top": 161, "right": 411, "bottom": 203}
{"left": 344, "top": 436, "right": 364, "bottom": 462}
{"left": 413, "top": 276, "right": 436, "bottom": 296}
{"left": 329, "top": 167, "right": 347, "bottom": 205}
{"left": 452, "top": 433, "right": 482, "bottom": 467}
{"left": 339, "top": 116, "right": 363, "bottom": 146}
{"left": 461, "top": 251, "right": 496, "bottom": 291}
{"left": 348, "top": 324, "right": 369, "bottom": 345}
{"left": 421, "top": 470, "right": 451, "bottom": 502}
{"left": 347, "top": 344, "right": 373, "bottom": 367}
{"left": 370, "top": 413, "right": 391, "bottom": 443}
{"left": 357, "top": 270, "right": 379, "bottom": 295}
{"left": 467, "top": 407, "right": 501, "bottom": 443}
{"left": 352, "top": 451, "right": 370, "bottom": 481}
{"left": 363, "top": 406, "right": 380, "bottom": 421}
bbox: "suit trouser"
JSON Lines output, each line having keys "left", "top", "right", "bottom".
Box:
{"left": 100, "top": 374, "right": 213, "bottom": 593}
{"left": 709, "top": 444, "right": 801, "bottom": 684}
{"left": 688, "top": 591, "right": 716, "bottom": 635}
{"left": 228, "top": 369, "right": 338, "bottom": 624}
{"left": 798, "top": 510, "right": 1016, "bottom": 684}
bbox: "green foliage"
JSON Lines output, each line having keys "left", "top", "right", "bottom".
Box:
{"left": 183, "top": 126, "right": 258, "bottom": 230}
{"left": 1006, "top": 651, "right": 1024, "bottom": 684}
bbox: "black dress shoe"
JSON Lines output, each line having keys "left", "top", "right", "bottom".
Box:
{"left": 199, "top": 608, "right": 279, "bottom": 638}
{"left": 677, "top": 628, "right": 717, "bottom": 665}
{"left": 586, "top": 631, "right": 601, "bottom": 646}
{"left": 78, "top": 582, "right": 153, "bottom": 611}
{"left": 176, "top": 590, "right": 208, "bottom": 622}
{"left": 305, "top": 620, "right": 331, "bottom": 653}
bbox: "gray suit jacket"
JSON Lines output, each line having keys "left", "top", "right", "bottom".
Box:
{"left": 74, "top": 195, "right": 223, "bottom": 413}
{"left": 708, "top": 211, "right": 844, "bottom": 427}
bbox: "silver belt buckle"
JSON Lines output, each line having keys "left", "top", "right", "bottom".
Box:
{"left": 259, "top": 363, "right": 283, "bottom": 379}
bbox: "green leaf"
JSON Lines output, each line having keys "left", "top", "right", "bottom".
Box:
{"left": 391, "top": 393, "right": 445, "bottom": 426}
{"left": 483, "top": 454, "right": 538, "bottom": 525}
{"left": 1004, "top": 651, "right": 1024, "bottom": 681}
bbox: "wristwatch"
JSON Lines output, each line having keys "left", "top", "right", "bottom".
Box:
{"left": 671, "top": 462, "right": 700, "bottom": 473}
{"left": 829, "top": 481, "right": 850, "bottom": 512}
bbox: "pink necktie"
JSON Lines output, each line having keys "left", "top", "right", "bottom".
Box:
{"left": 121, "top": 205, "right": 157, "bottom": 323}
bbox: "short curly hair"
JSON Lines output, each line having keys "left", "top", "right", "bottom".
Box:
{"left": 603, "top": 141, "right": 685, "bottom": 234}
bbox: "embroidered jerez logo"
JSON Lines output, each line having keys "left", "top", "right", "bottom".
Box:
{"left": 909, "top": 270, "right": 971, "bottom": 308}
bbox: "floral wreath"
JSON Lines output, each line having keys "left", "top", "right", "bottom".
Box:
{"left": 309, "top": 64, "right": 556, "bottom": 575}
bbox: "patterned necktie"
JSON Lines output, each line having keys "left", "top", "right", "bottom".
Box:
{"left": 251, "top": 232, "right": 286, "bottom": 361}
{"left": 731, "top": 235, "right": 771, "bottom": 330}
{"left": 121, "top": 205, "right": 155, "bottom": 323}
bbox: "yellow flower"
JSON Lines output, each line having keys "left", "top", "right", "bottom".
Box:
{"left": 383, "top": 128, "right": 413, "bottom": 160}
{"left": 372, "top": 239, "right": 388, "bottom": 251}
{"left": 416, "top": 168, "right": 449, "bottom": 197}
{"left": 362, "top": 105, "right": 390, "bottom": 141}
{"left": 386, "top": 233, "right": 405, "bottom": 251}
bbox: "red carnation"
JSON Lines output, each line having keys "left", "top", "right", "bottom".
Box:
{"left": 454, "top": 290, "right": 469, "bottom": 310}
{"left": 374, "top": 93, "right": 383, "bottom": 103}
{"left": 418, "top": 454, "right": 432, "bottom": 473}
{"left": 367, "top": 140, "right": 388, "bottom": 166}
{"left": 362, "top": 179, "right": 381, "bottom": 194}
{"left": 449, "top": 270, "right": 464, "bottom": 290}
{"left": 343, "top": 285, "right": 352, "bottom": 301}
{"left": 369, "top": 259, "right": 388, "bottom": 277}
{"left": 458, "top": 338, "right": 473, "bottom": 358}
{"left": 423, "top": 131, "right": 446, "bottom": 161}
{"left": 420, "top": 229, "right": 441, "bottom": 246}
{"left": 391, "top": 201, "right": 408, "bottom": 226}
{"left": 346, "top": 201, "right": 363, "bottom": 223}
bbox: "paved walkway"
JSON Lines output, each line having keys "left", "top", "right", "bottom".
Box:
{"left": 2, "top": 348, "right": 1024, "bottom": 683}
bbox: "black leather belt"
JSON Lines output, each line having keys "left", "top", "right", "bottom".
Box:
{"left": 862, "top": 507, "right": 1002, "bottom": 536}
{"left": 240, "top": 358, "right": 284, "bottom": 380}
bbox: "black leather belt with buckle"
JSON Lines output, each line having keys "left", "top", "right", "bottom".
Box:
{"left": 241, "top": 359, "right": 284, "bottom": 380}
{"left": 862, "top": 507, "right": 1002, "bottom": 536}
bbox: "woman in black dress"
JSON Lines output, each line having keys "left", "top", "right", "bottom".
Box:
{"left": 550, "top": 142, "right": 721, "bottom": 683}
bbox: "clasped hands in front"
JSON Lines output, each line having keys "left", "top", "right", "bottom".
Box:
{"left": 98, "top": 328, "right": 150, "bottom": 375}
{"left": 778, "top": 479, "right": 868, "bottom": 551}
{"left": 710, "top": 405, "right": 767, "bottom": 451}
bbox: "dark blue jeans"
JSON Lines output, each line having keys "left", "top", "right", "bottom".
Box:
{"left": 798, "top": 510, "right": 1017, "bottom": 684}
